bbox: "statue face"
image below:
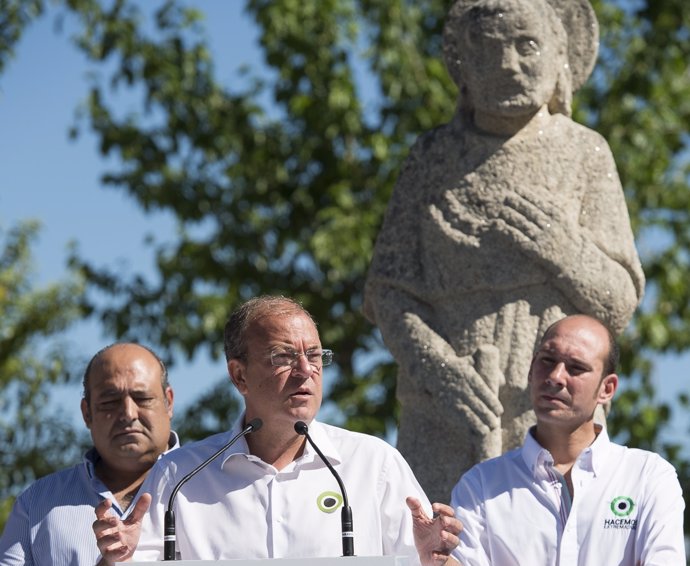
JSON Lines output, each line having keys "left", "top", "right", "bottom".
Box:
{"left": 459, "top": 0, "right": 561, "bottom": 118}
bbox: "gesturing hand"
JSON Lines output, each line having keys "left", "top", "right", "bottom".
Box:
{"left": 408, "top": 496, "right": 462, "bottom": 566}
{"left": 93, "top": 493, "right": 150, "bottom": 565}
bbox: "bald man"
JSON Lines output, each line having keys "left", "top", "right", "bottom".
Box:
{"left": 450, "top": 315, "right": 685, "bottom": 565}
{"left": 0, "top": 343, "right": 178, "bottom": 566}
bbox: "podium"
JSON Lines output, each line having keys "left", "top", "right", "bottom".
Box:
{"left": 126, "top": 556, "right": 409, "bottom": 566}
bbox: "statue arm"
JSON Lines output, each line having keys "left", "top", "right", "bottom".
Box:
{"left": 494, "top": 144, "right": 644, "bottom": 332}
{"left": 366, "top": 285, "right": 503, "bottom": 434}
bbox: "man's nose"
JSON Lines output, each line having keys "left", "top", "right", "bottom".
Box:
{"left": 117, "top": 396, "right": 137, "bottom": 422}
{"left": 292, "top": 353, "right": 314, "bottom": 378}
{"left": 546, "top": 362, "right": 567, "bottom": 386}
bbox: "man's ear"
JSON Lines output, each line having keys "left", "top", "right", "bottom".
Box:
{"left": 597, "top": 373, "right": 618, "bottom": 405}
{"left": 526, "top": 353, "right": 537, "bottom": 386}
{"left": 81, "top": 398, "right": 92, "bottom": 428}
{"left": 228, "top": 359, "right": 248, "bottom": 395}
{"left": 164, "top": 387, "right": 174, "bottom": 419}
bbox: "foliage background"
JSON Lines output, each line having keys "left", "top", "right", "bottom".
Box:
{"left": 1, "top": 0, "right": 689, "bottom": 545}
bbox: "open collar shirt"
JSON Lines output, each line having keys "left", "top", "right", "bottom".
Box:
{"left": 0, "top": 432, "right": 179, "bottom": 566}
{"left": 450, "top": 427, "right": 685, "bottom": 566}
{"left": 135, "top": 417, "right": 431, "bottom": 562}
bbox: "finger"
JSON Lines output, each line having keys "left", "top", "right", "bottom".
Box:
{"left": 431, "top": 502, "right": 455, "bottom": 518}
{"left": 125, "top": 492, "right": 151, "bottom": 525}
{"left": 433, "top": 537, "right": 460, "bottom": 555}
{"left": 458, "top": 381, "right": 503, "bottom": 428}
{"left": 97, "top": 532, "right": 128, "bottom": 551}
{"left": 503, "top": 192, "right": 555, "bottom": 232}
{"left": 406, "top": 496, "right": 428, "bottom": 520}
{"left": 101, "top": 541, "right": 131, "bottom": 562}
{"left": 430, "top": 552, "right": 448, "bottom": 564}
{"left": 440, "top": 517, "right": 463, "bottom": 537}
{"left": 95, "top": 498, "right": 113, "bottom": 520}
{"left": 92, "top": 517, "right": 120, "bottom": 536}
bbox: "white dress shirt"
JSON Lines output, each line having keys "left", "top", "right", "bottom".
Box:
{"left": 135, "top": 418, "right": 431, "bottom": 562}
{"left": 0, "top": 432, "right": 179, "bottom": 566}
{"left": 450, "top": 427, "right": 685, "bottom": 566}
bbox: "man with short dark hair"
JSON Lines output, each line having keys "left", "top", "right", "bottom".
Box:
{"left": 0, "top": 343, "right": 178, "bottom": 566}
{"left": 93, "top": 296, "right": 460, "bottom": 565}
{"left": 450, "top": 314, "right": 685, "bottom": 565}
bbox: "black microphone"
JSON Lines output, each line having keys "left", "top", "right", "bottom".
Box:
{"left": 294, "top": 420, "right": 354, "bottom": 557}
{"left": 163, "top": 418, "right": 263, "bottom": 560}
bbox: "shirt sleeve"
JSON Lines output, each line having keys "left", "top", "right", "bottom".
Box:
{"left": 131, "top": 461, "right": 169, "bottom": 561}
{"left": 379, "top": 447, "right": 432, "bottom": 566}
{"left": 637, "top": 454, "right": 686, "bottom": 565}
{"left": 0, "top": 494, "right": 33, "bottom": 566}
{"left": 450, "top": 471, "right": 491, "bottom": 566}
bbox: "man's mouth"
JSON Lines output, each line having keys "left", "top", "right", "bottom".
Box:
{"left": 290, "top": 390, "right": 312, "bottom": 398}
{"left": 541, "top": 394, "right": 567, "bottom": 405}
{"left": 114, "top": 429, "right": 144, "bottom": 438}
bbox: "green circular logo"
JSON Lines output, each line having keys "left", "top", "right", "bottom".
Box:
{"left": 317, "top": 491, "right": 343, "bottom": 513}
{"left": 610, "top": 496, "right": 635, "bottom": 517}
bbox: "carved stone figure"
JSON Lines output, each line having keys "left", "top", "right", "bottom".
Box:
{"left": 364, "top": 0, "right": 645, "bottom": 503}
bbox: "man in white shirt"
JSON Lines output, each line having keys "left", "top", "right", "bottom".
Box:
{"left": 93, "top": 295, "right": 461, "bottom": 565}
{"left": 451, "top": 314, "right": 686, "bottom": 565}
{"left": 0, "top": 343, "right": 177, "bottom": 566}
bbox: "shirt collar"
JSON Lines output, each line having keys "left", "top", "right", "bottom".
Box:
{"left": 521, "top": 427, "right": 545, "bottom": 477}
{"left": 521, "top": 424, "right": 611, "bottom": 478}
{"left": 83, "top": 446, "right": 101, "bottom": 480}
{"left": 83, "top": 429, "right": 180, "bottom": 479}
{"left": 298, "top": 419, "right": 343, "bottom": 466}
{"left": 166, "top": 430, "right": 181, "bottom": 453}
{"left": 587, "top": 424, "right": 610, "bottom": 476}
{"left": 220, "top": 414, "right": 343, "bottom": 468}
{"left": 219, "top": 413, "right": 261, "bottom": 467}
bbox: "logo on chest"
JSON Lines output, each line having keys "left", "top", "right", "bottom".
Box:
{"left": 603, "top": 496, "right": 637, "bottom": 530}
{"left": 317, "top": 491, "right": 343, "bottom": 513}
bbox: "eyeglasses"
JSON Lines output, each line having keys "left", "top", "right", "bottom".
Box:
{"left": 270, "top": 348, "right": 333, "bottom": 368}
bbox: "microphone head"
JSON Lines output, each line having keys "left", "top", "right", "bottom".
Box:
{"left": 247, "top": 418, "right": 263, "bottom": 432}
{"left": 294, "top": 421, "right": 308, "bottom": 435}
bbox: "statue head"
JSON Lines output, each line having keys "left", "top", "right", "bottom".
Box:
{"left": 443, "top": 0, "right": 598, "bottom": 121}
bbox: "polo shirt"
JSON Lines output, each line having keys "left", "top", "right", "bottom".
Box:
{"left": 134, "top": 418, "right": 431, "bottom": 562}
{"left": 0, "top": 432, "right": 179, "bottom": 566}
{"left": 450, "top": 427, "right": 685, "bottom": 565}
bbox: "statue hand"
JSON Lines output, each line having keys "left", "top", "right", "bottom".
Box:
{"left": 437, "top": 351, "right": 504, "bottom": 432}
{"left": 496, "top": 190, "right": 582, "bottom": 267}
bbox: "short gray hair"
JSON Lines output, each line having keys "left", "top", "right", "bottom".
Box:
{"left": 223, "top": 295, "right": 316, "bottom": 361}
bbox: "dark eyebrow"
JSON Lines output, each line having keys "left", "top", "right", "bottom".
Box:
{"left": 95, "top": 387, "right": 151, "bottom": 397}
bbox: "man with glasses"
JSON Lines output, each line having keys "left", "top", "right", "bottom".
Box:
{"left": 93, "top": 295, "right": 461, "bottom": 565}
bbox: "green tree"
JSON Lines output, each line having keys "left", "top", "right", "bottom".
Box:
{"left": 3, "top": 0, "right": 689, "bottom": 537}
{"left": 0, "top": 0, "right": 44, "bottom": 75}
{"left": 0, "top": 221, "right": 88, "bottom": 529}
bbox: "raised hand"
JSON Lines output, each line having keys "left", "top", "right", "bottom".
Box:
{"left": 408, "top": 496, "right": 462, "bottom": 566}
{"left": 93, "top": 493, "right": 150, "bottom": 565}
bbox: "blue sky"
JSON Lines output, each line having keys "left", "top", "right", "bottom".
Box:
{"left": 0, "top": 1, "right": 260, "bottom": 422}
{"left": 1, "top": 1, "right": 688, "bottom": 449}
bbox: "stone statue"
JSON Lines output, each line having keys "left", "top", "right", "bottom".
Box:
{"left": 363, "top": 0, "right": 645, "bottom": 503}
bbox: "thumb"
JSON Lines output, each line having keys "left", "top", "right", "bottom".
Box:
{"left": 125, "top": 492, "right": 151, "bottom": 526}
{"left": 406, "top": 496, "right": 428, "bottom": 520}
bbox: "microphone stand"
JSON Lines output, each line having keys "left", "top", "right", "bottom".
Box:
{"left": 163, "top": 418, "right": 263, "bottom": 560}
{"left": 295, "top": 420, "right": 354, "bottom": 556}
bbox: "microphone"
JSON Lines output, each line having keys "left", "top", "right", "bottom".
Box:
{"left": 163, "top": 418, "right": 263, "bottom": 560}
{"left": 294, "top": 420, "right": 354, "bottom": 557}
